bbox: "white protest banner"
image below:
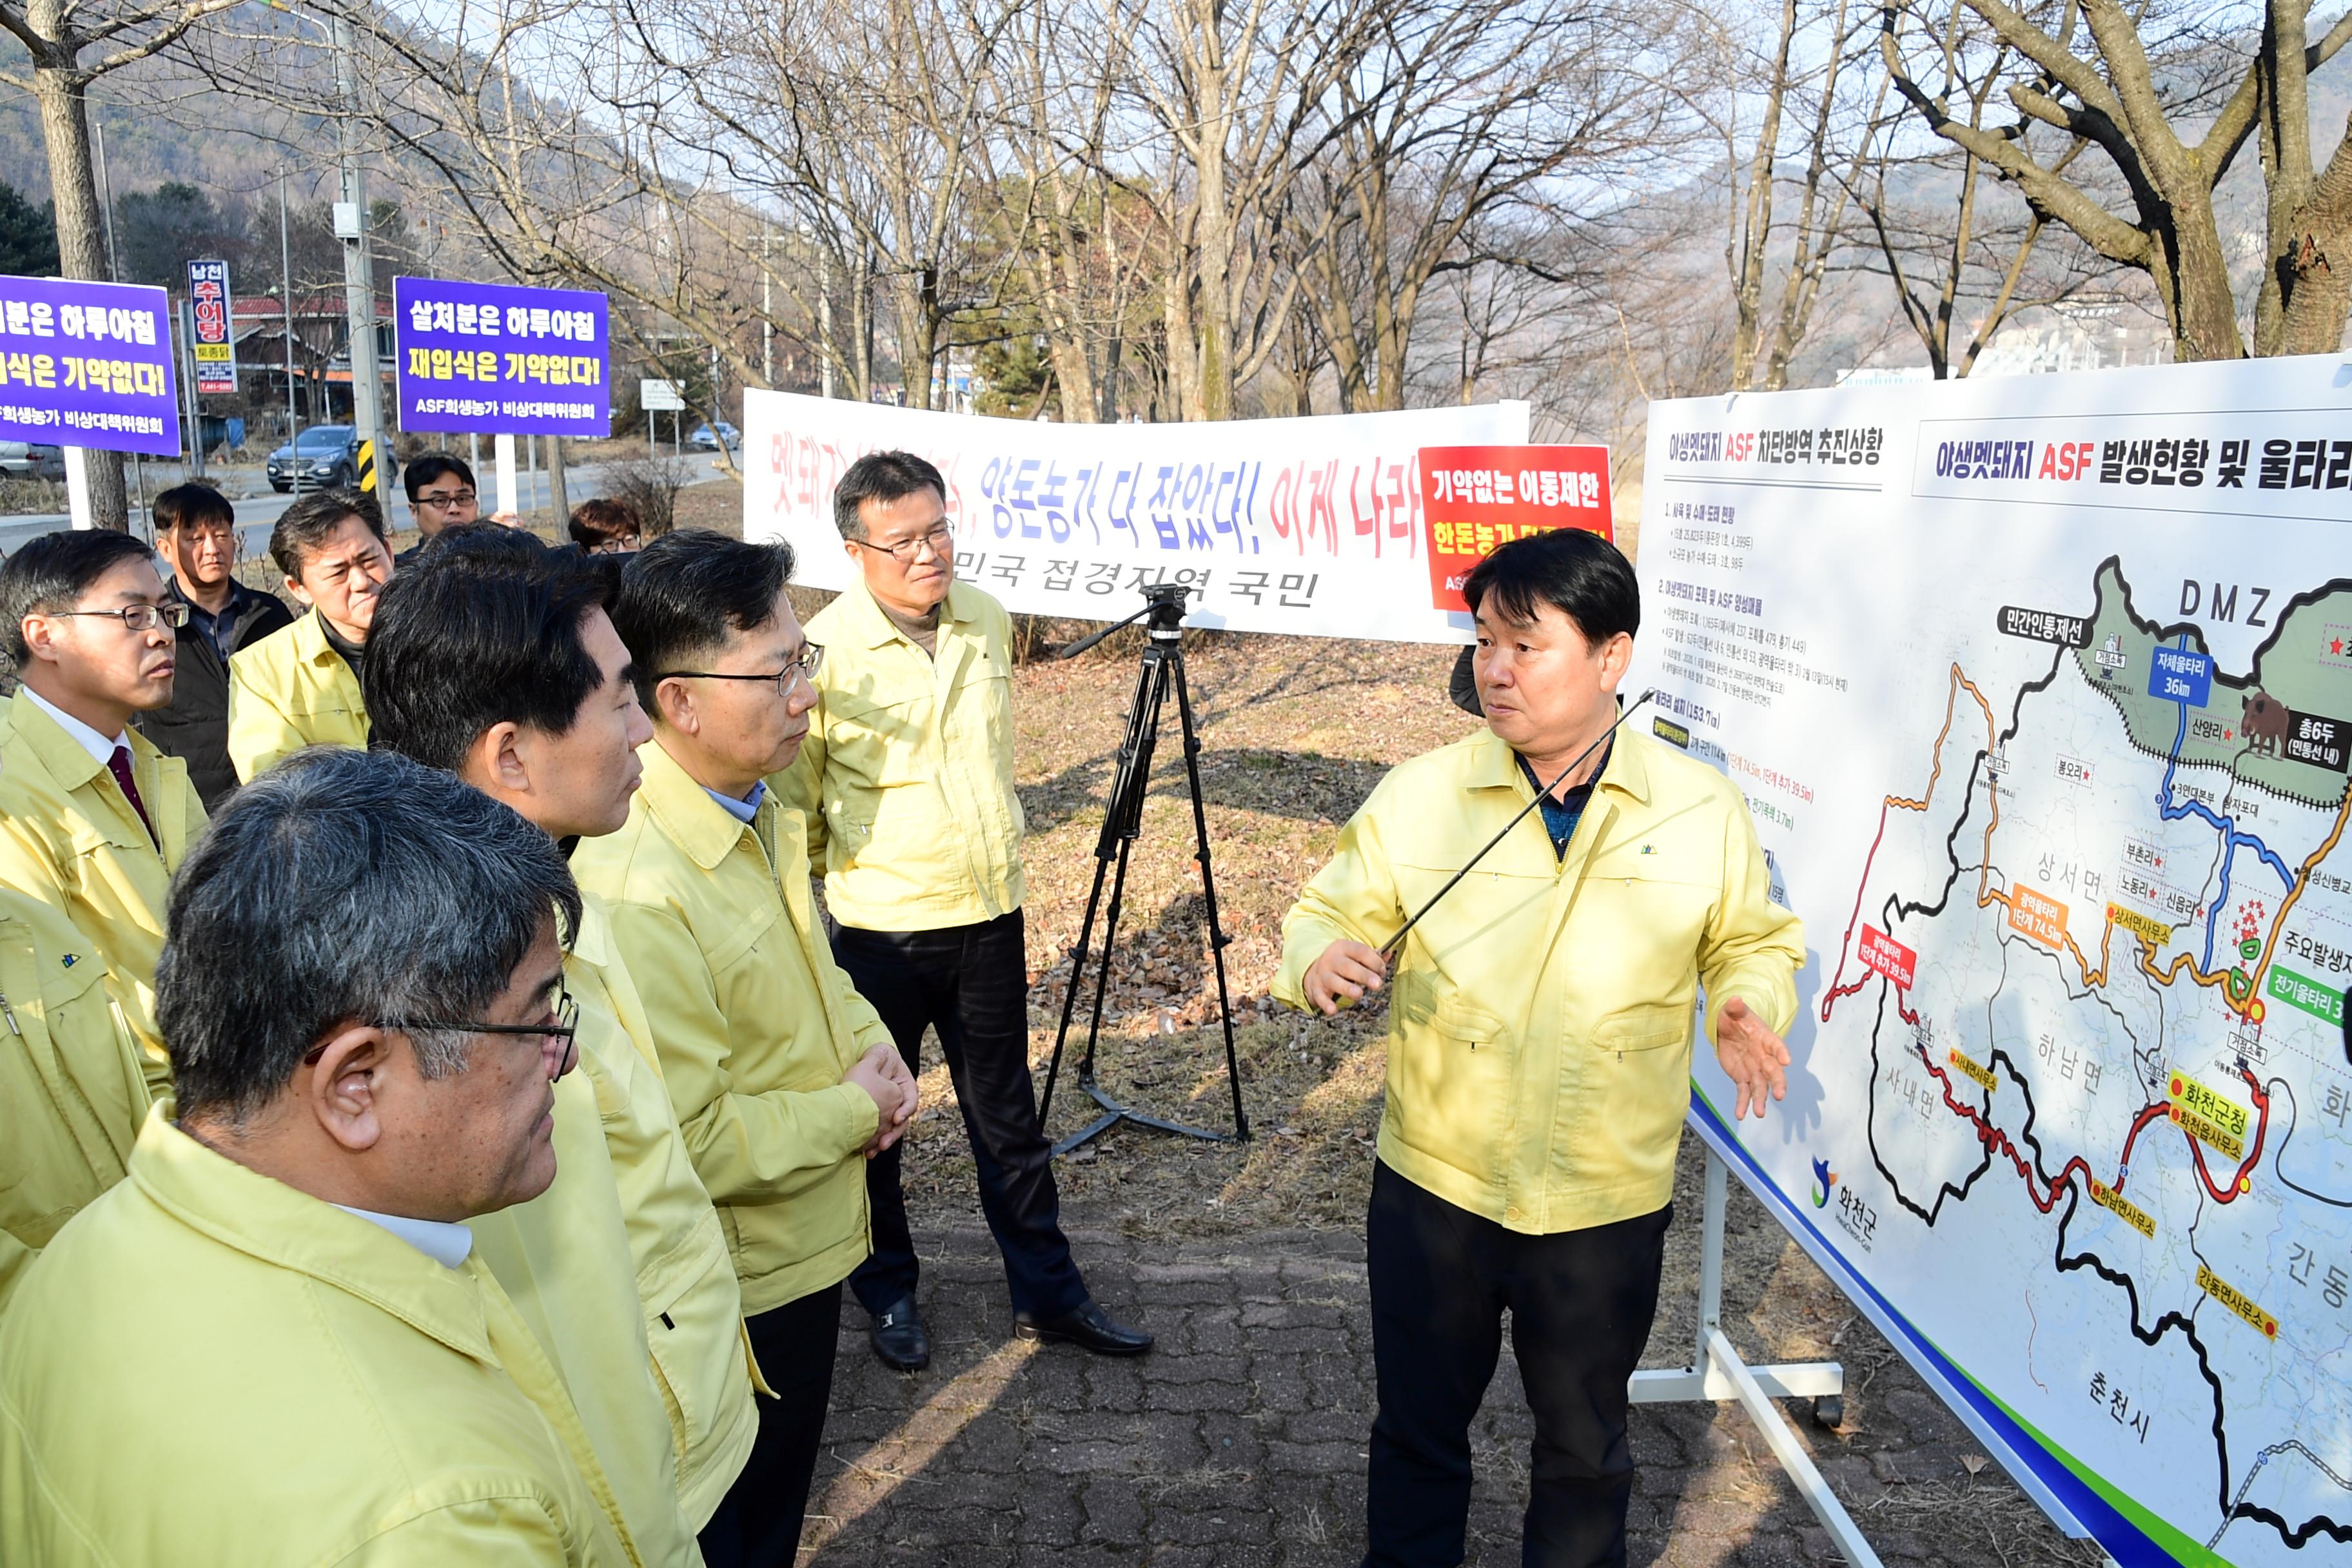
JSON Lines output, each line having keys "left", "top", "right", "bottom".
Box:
{"left": 741, "top": 389, "right": 1529, "bottom": 639}
{"left": 1631, "top": 355, "right": 2352, "bottom": 1565}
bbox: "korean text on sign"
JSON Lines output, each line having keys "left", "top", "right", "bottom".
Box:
{"left": 1417, "top": 443, "right": 1614, "bottom": 613}
{"left": 392, "top": 277, "right": 611, "bottom": 437}
{"left": 0, "top": 273, "right": 179, "bottom": 456}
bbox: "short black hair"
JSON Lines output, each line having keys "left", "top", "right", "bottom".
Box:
{"left": 0, "top": 529, "right": 155, "bottom": 663}
{"left": 159, "top": 747, "right": 580, "bottom": 1124}
{"left": 153, "top": 482, "right": 234, "bottom": 535}
{"left": 403, "top": 452, "right": 476, "bottom": 502}
{"left": 833, "top": 449, "right": 945, "bottom": 540}
{"left": 1462, "top": 528, "right": 1640, "bottom": 646}
{"left": 417, "top": 522, "right": 546, "bottom": 567}
{"left": 271, "top": 488, "right": 386, "bottom": 578}
{"left": 568, "top": 497, "right": 641, "bottom": 551}
{"left": 612, "top": 529, "right": 795, "bottom": 709}
{"left": 365, "top": 541, "right": 611, "bottom": 774}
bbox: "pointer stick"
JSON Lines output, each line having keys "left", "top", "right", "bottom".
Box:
{"left": 1378, "top": 689, "right": 1656, "bottom": 961}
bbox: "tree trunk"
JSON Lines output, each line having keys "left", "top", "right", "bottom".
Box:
{"left": 1729, "top": 0, "right": 1798, "bottom": 391}
{"left": 2253, "top": 0, "right": 2317, "bottom": 355}
{"left": 2275, "top": 114, "right": 2352, "bottom": 354}
{"left": 30, "top": 57, "right": 129, "bottom": 529}
{"left": 2159, "top": 196, "right": 2248, "bottom": 360}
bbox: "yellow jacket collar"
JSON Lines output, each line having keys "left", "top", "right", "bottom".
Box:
{"left": 567, "top": 888, "right": 616, "bottom": 970}
{"left": 130, "top": 1106, "right": 495, "bottom": 1362}
{"left": 5, "top": 687, "right": 112, "bottom": 793}
{"left": 837, "top": 574, "right": 978, "bottom": 651}
{"left": 1467, "top": 719, "right": 1653, "bottom": 807}
{"left": 292, "top": 607, "right": 349, "bottom": 668}
{"left": 638, "top": 734, "right": 759, "bottom": 871}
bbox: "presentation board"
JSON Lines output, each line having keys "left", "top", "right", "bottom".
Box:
{"left": 1634, "top": 357, "right": 2351, "bottom": 1566}
{"left": 741, "top": 389, "right": 1528, "bottom": 640}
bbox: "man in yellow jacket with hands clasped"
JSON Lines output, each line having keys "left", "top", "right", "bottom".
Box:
{"left": 0, "top": 749, "right": 642, "bottom": 1566}
{"left": 574, "top": 529, "right": 917, "bottom": 1568}
{"left": 1275, "top": 528, "right": 1804, "bottom": 1568}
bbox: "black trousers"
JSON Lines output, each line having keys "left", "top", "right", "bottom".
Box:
{"left": 1365, "top": 1161, "right": 1672, "bottom": 1568}
{"left": 834, "top": 910, "right": 1088, "bottom": 1320}
{"left": 698, "top": 1281, "right": 842, "bottom": 1568}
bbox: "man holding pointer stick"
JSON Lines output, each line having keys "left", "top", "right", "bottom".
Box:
{"left": 1274, "top": 529, "right": 1803, "bottom": 1568}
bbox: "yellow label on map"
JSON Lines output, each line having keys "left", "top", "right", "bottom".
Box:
{"left": 1948, "top": 1048, "right": 1998, "bottom": 1094}
{"left": 2106, "top": 903, "right": 2172, "bottom": 948}
{"left": 2087, "top": 1179, "right": 2155, "bottom": 1239}
{"left": 2196, "top": 1263, "right": 2277, "bottom": 1338}
{"left": 2169, "top": 1068, "right": 2249, "bottom": 1148}
{"left": 2008, "top": 885, "right": 2068, "bottom": 948}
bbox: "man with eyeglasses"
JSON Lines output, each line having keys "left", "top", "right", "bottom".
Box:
{"left": 778, "top": 450, "right": 1146, "bottom": 1373}
{"left": 0, "top": 529, "right": 208, "bottom": 1080}
{"left": 398, "top": 451, "right": 481, "bottom": 564}
{"left": 227, "top": 488, "right": 392, "bottom": 783}
{"left": 365, "top": 537, "right": 758, "bottom": 1565}
{"left": 0, "top": 747, "right": 648, "bottom": 1566}
{"left": 135, "top": 483, "right": 294, "bottom": 808}
{"left": 574, "top": 528, "right": 918, "bottom": 1568}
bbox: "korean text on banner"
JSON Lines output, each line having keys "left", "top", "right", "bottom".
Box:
{"left": 0, "top": 275, "right": 180, "bottom": 458}
{"left": 1418, "top": 444, "right": 1612, "bottom": 611}
{"left": 743, "top": 389, "right": 1529, "bottom": 642}
{"left": 187, "top": 259, "right": 235, "bottom": 395}
{"left": 1631, "top": 354, "right": 2352, "bottom": 1567}
{"left": 393, "top": 277, "right": 610, "bottom": 437}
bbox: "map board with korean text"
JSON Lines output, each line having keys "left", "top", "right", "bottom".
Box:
{"left": 1633, "top": 357, "right": 2351, "bottom": 1565}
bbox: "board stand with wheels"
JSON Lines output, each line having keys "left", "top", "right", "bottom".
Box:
{"left": 1629, "top": 1148, "right": 1884, "bottom": 1567}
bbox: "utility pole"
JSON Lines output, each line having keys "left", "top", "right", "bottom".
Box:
{"left": 331, "top": 13, "right": 394, "bottom": 518}
{"left": 760, "top": 229, "right": 774, "bottom": 387}
{"left": 280, "top": 172, "right": 299, "bottom": 445}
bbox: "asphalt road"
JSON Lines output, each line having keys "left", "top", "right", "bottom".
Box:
{"left": 0, "top": 452, "right": 729, "bottom": 559}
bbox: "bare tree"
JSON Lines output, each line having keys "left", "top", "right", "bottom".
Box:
{"left": 1, "top": 0, "right": 245, "bottom": 525}
{"left": 1878, "top": 0, "right": 2352, "bottom": 360}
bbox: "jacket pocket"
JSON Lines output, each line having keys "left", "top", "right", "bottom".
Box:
{"left": 1593, "top": 1000, "right": 1692, "bottom": 1054}
{"left": 1385, "top": 973, "right": 1513, "bottom": 1182}
{"left": 641, "top": 1237, "right": 741, "bottom": 1482}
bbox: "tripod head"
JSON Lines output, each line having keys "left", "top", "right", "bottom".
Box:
{"left": 1057, "top": 581, "right": 1197, "bottom": 660}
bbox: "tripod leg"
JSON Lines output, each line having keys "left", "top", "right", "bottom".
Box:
{"left": 1168, "top": 648, "right": 1251, "bottom": 1141}
{"left": 1081, "top": 832, "right": 1140, "bottom": 1085}
{"left": 1080, "top": 652, "right": 1169, "bottom": 1084}
{"left": 1040, "top": 852, "right": 1114, "bottom": 1128}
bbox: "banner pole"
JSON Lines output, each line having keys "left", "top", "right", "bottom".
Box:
{"left": 63, "top": 446, "right": 94, "bottom": 529}
{"left": 494, "top": 433, "right": 518, "bottom": 520}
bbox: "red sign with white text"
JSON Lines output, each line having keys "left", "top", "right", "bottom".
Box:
{"left": 1418, "top": 444, "right": 1612, "bottom": 611}
{"left": 1857, "top": 926, "right": 1918, "bottom": 990}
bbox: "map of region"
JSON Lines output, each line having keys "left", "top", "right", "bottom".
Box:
{"left": 1819, "top": 557, "right": 2352, "bottom": 1562}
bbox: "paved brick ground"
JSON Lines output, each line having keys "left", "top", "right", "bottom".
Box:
{"left": 799, "top": 1141, "right": 2108, "bottom": 1567}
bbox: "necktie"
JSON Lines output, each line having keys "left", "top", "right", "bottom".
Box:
{"left": 107, "top": 745, "right": 156, "bottom": 847}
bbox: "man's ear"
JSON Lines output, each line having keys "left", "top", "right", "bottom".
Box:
{"left": 652, "top": 676, "right": 698, "bottom": 736}
{"left": 1600, "top": 631, "right": 1635, "bottom": 685}
{"left": 282, "top": 574, "right": 316, "bottom": 610}
{"left": 469, "top": 720, "right": 531, "bottom": 796}
{"left": 306, "top": 1024, "right": 395, "bottom": 1153}
{"left": 18, "top": 612, "right": 59, "bottom": 667}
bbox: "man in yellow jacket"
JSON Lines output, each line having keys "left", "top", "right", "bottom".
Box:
{"left": 226, "top": 487, "right": 389, "bottom": 781}
{"left": 0, "top": 529, "right": 208, "bottom": 1082}
{"left": 778, "top": 450, "right": 1146, "bottom": 1371}
{"left": 365, "top": 529, "right": 760, "bottom": 1550}
{"left": 1275, "top": 529, "right": 1804, "bottom": 1568}
{"left": 575, "top": 529, "right": 916, "bottom": 1568}
{"left": 0, "top": 747, "right": 639, "bottom": 1566}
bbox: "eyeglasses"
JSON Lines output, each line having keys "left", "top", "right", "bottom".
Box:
{"left": 415, "top": 489, "right": 477, "bottom": 511}
{"left": 306, "top": 988, "right": 582, "bottom": 1080}
{"left": 48, "top": 602, "right": 191, "bottom": 632}
{"left": 855, "top": 522, "right": 953, "bottom": 563}
{"left": 659, "top": 642, "right": 826, "bottom": 698}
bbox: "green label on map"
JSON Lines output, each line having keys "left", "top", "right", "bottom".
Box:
{"left": 2268, "top": 963, "right": 2347, "bottom": 1028}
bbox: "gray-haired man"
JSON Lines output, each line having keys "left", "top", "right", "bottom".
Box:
{"left": 0, "top": 748, "right": 645, "bottom": 1565}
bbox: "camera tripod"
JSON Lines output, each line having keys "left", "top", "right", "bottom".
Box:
{"left": 1038, "top": 583, "right": 1251, "bottom": 1156}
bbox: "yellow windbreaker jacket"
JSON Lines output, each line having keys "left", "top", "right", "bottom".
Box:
{"left": 226, "top": 609, "right": 370, "bottom": 782}
{"left": 566, "top": 890, "right": 760, "bottom": 1528}
{"left": 0, "top": 1110, "right": 640, "bottom": 1566}
{"left": 778, "top": 578, "right": 1026, "bottom": 931}
{"left": 1275, "top": 725, "right": 1805, "bottom": 1235}
{"left": 0, "top": 888, "right": 147, "bottom": 1315}
{"left": 572, "top": 740, "right": 883, "bottom": 1315}
{"left": 0, "top": 691, "right": 206, "bottom": 1082}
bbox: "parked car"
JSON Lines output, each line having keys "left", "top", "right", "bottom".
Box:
{"left": 0, "top": 441, "right": 67, "bottom": 483}
{"left": 688, "top": 422, "right": 740, "bottom": 453}
{"left": 266, "top": 425, "right": 362, "bottom": 493}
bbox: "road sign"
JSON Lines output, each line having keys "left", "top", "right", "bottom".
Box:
{"left": 187, "top": 259, "right": 235, "bottom": 395}
{"left": 641, "top": 377, "right": 685, "bottom": 412}
{"left": 357, "top": 438, "right": 378, "bottom": 493}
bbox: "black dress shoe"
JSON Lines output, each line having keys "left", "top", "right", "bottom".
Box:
{"left": 868, "top": 1295, "right": 930, "bottom": 1372}
{"left": 1012, "top": 1300, "right": 1154, "bottom": 1357}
